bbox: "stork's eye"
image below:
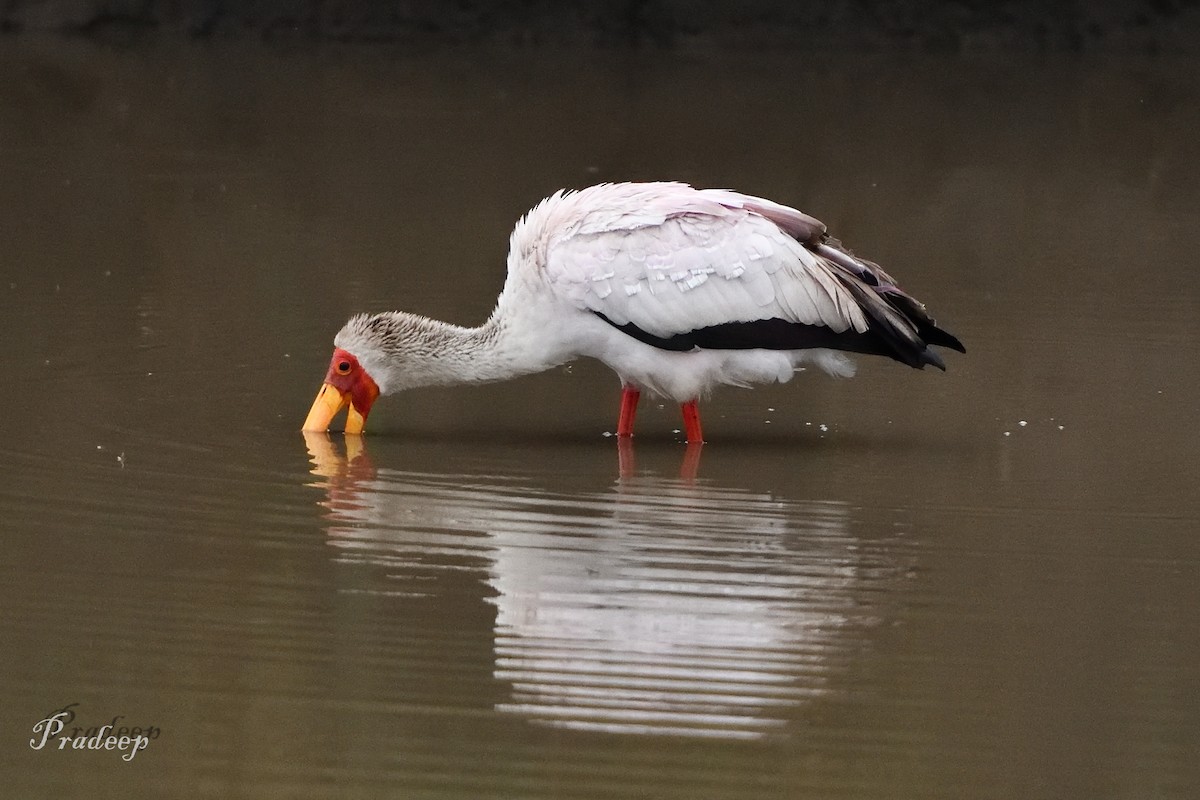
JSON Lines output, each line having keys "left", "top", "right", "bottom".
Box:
{"left": 336, "top": 360, "right": 352, "bottom": 375}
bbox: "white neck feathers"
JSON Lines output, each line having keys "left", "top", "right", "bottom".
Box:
{"left": 333, "top": 309, "right": 567, "bottom": 394}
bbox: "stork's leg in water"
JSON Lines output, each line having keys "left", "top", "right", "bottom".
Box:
{"left": 679, "top": 442, "right": 703, "bottom": 482}
{"left": 617, "top": 437, "right": 637, "bottom": 479}
{"left": 617, "top": 385, "right": 640, "bottom": 438}
{"left": 680, "top": 400, "right": 704, "bottom": 444}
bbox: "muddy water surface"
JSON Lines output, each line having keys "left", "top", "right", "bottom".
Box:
{"left": 1, "top": 41, "right": 1198, "bottom": 798}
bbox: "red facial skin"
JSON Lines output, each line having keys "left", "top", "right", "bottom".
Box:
{"left": 325, "top": 348, "right": 380, "bottom": 422}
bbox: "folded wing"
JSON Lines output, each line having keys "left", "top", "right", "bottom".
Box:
{"left": 541, "top": 183, "right": 963, "bottom": 369}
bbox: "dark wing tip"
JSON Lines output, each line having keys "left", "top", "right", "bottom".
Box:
{"left": 920, "top": 348, "right": 948, "bottom": 371}
{"left": 921, "top": 325, "right": 966, "bottom": 355}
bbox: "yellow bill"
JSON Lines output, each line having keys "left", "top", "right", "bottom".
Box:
{"left": 303, "top": 383, "right": 352, "bottom": 433}
{"left": 303, "top": 348, "right": 379, "bottom": 434}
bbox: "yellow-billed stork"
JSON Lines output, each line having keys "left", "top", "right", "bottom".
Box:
{"left": 303, "top": 182, "right": 964, "bottom": 442}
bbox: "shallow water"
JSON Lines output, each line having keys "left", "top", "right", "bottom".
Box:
{"left": 2, "top": 40, "right": 1198, "bottom": 798}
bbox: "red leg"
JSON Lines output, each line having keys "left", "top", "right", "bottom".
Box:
{"left": 679, "top": 442, "right": 703, "bottom": 482}
{"left": 617, "top": 437, "right": 637, "bottom": 479}
{"left": 680, "top": 400, "right": 704, "bottom": 444}
{"left": 617, "top": 386, "right": 640, "bottom": 438}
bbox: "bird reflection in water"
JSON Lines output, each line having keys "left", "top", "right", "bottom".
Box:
{"left": 304, "top": 433, "right": 899, "bottom": 740}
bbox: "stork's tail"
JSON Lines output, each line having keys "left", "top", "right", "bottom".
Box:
{"left": 813, "top": 240, "right": 966, "bottom": 371}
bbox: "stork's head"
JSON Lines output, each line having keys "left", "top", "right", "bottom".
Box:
{"left": 301, "top": 346, "right": 381, "bottom": 434}
{"left": 303, "top": 311, "right": 490, "bottom": 433}
{"left": 303, "top": 314, "right": 404, "bottom": 433}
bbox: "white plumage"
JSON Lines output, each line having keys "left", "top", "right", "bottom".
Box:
{"left": 532, "top": 183, "right": 866, "bottom": 337}
{"left": 304, "top": 182, "right": 964, "bottom": 442}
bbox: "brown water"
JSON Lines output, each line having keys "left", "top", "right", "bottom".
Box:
{"left": 2, "top": 40, "right": 1199, "bottom": 798}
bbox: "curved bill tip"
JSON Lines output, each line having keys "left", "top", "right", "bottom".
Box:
{"left": 302, "top": 383, "right": 349, "bottom": 432}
